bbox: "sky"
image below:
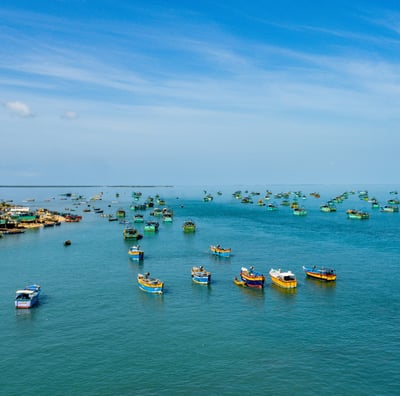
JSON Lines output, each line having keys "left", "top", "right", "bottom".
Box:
{"left": 1, "top": 0, "right": 400, "bottom": 186}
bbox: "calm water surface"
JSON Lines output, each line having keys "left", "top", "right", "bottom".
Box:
{"left": 1, "top": 185, "right": 399, "bottom": 395}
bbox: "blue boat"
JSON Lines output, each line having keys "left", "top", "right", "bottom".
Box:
{"left": 137, "top": 273, "right": 164, "bottom": 294}
{"left": 15, "top": 284, "right": 41, "bottom": 309}
{"left": 191, "top": 266, "right": 211, "bottom": 285}
{"left": 128, "top": 245, "right": 144, "bottom": 261}
{"left": 210, "top": 244, "right": 231, "bottom": 258}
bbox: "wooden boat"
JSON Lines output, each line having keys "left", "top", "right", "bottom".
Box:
{"left": 123, "top": 225, "right": 143, "bottom": 240}
{"left": 191, "top": 266, "right": 211, "bottom": 285}
{"left": 133, "top": 214, "right": 144, "bottom": 223}
{"left": 128, "top": 245, "right": 144, "bottom": 261}
{"left": 144, "top": 221, "right": 159, "bottom": 232}
{"left": 257, "top": 199, "right": 265, "bottom": 206}
{"left": 203, "top": 194, "right": 213, "bottom": 202}
{"left": 210, "top": 244, "right": 231, "bottom": 258}
{"left": 320, "top": 204, "right": 337, "bottom": 212}
{"left": 302, "top": 266, "right": 336, "bottom": 281}
{"left": 162, "top": 214, "right": 173, "bottom": 223}
{"left": 233, "top": 277, "right": 247, "bottom": 287}
{"left": 269, "top": 268, "right": 297, "bottom": 289}
{"left": 346, "top": 209, "right": 369, "bottom": 219}
{"left": 380, "top": 205, "right": 399, "bottom": 213}
{"left": 116, "top": 209, "right": 126, "bottom": 218}
{"left": 137, "top": 273, "right": 163, "bottom": 294}
{"left": 183, "top": 220, "right": 196, "bottom": 233}
{"left": 15, "top": 284, "right": 41, "bottom": 309}
{"left": 150, "top": 208, "right": 163, "bottom": 217}
{"left": 64, "top": 214, "right": 82, "bottom": 222}
{"left": 240, "top": 266, "right": 265, "bottom": 289}
{"left": 1, "top": 228, "right": 25, "bottom": 235}
{"left": 293, "top": 207, "right": 307, "bottom": 216}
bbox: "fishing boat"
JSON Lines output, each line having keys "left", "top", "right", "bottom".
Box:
{"left": 144, "top": 221, "right": 159, "bottom": 232}
{"left": 233, "top": 277, "right": 247, "bottom": 287}
{"left": 64, "top": 214, "right": 82, "bottom": 222}
{"left": 269, "top": 268, "right": 297, "bottom": 289}
{"left": 116, "top": 209, "right": 126, "bottom": 218}
{"left": 123, "top": 224, "right": 143, "bottom": 240}
{"left": 302, "top": 266, "right": 336, "bottom": 281}
{"left": 380, "top": 205, "right": 399, "bottom": 213}
{"left": 191, "top": 266, "right": 211, "bottom": 285}
{"left": 346, "top": 209, "right": 369, "bottom": 220}
{"left": 266, "top": 203, "right": 278, "bottom": 211}
{"left": 137, "top": 273, "right": 164, "bottom": 294}
{"left": 162, "top": 214, "right": 173, "bottom": 223}
{"left": 320, "top": 204, "right": 337, "bottom": 212}
{"left": 133, "top": 214, "right": 144, "bottom": 223}
{"left": 15, "top": 284, "right": 41, "bottom": 309}
{"left": 210, "top": 244, "right": 231, "bottom": 257}
{"left": 128, "top": 245, "right": 144, "bottom": 261}
{"left": 293, "top": 207, "right": 307, "bottom": 216}
{"left": 239, "top": 266, "right": 265, "bottom": 289}
{"left": 203, "top": 194, "right": 213, "bottom": 202}
{"left": 183, "top": 220, "right": 196, "bottom": 233}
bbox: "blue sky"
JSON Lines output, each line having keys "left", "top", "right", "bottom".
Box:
{"left": 1, "top": 0, "right": 399, "bottom": 186}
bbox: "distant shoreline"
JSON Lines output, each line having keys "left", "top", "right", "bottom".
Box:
{"left": 0, "top": 185, "right": 174, "bottom": 188}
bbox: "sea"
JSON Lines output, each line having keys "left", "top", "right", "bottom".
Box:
{"left": 0, "top": 184, "right": 399, "bottom": 396}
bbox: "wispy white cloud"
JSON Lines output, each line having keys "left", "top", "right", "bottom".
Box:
{"left": 61, "top": 110, "right": 78, "bottom": 119}
{"left": 3, "top": 101, "right": 33, "bottom": 117}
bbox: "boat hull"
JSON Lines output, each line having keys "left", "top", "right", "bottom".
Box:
{"left": 15, "top": 296, "right": 39, "bottom": 309}
{"left": 192, "top": 275, "right": 211, "bottom": 285}
{"left": 138, "top": 283, "right": 163, "bottom": 294}
{"left": 240, "top": 269, "right": 265, "bottom": 288}
{"left": 129, "top": 252, "right": 144, "bottom": 260}
{"left": 270, "top": 275, "right": 297, "bottom": 288}
{"left": 269, "top": 269, "right": 297, "bottom": 289}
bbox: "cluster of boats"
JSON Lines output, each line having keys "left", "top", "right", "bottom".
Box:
{"left": 131, "top": 245, "right": 227, "bottom": 294}
{"left": 136, "top": 265, "right": 213, "bottom": 295}
{"left": 234, "top": 265, "right": 336, "bottom": 289}
{"left": 129, "top": 241, "right": 336, "bottom": 295}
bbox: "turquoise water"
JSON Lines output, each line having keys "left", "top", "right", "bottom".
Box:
{"left": 1, "top": 185, "right": 399, "bottom": 395}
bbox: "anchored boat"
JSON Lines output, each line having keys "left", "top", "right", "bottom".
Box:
{"left": 15, "top": 284, "right": 41, "bottom": 309}
{"left": 302, "top": 266, "right": 336, "bottom": 281}
{"left": 269, "top": 268, "right": 297, "bottom": 289}
{"left": 137, "top": 273, "right": 164, "bottom": 294}
{"left": 123, "top": 224, "right": 143, "bottom": 240}
{"left": 183, "top": 220, "right": 196, "bottom": 233}
{"left": 210, "top": 244, "right": 231, "bottom": 258}
{"left": 191, "top": 266, "right": 211, "bottom": 285}
{"left": 128, "top": 245, "right": 144, "bottom": 261}
{"left": 239, "top": 266, "right": 265, "bottom": 289}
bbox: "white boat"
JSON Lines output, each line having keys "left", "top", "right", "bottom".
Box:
{"left": 15, "top": 284, "right": 41, "bottom": 309}
{"left": 269, "top": 268, "right": 297, "bottom": 289}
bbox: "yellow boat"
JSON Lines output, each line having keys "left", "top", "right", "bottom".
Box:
{"left": 233, "top": 277, "right": 247, "bottom": 287}
{"left": 269, "top": 268, "right": 297, "bottom": 289}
